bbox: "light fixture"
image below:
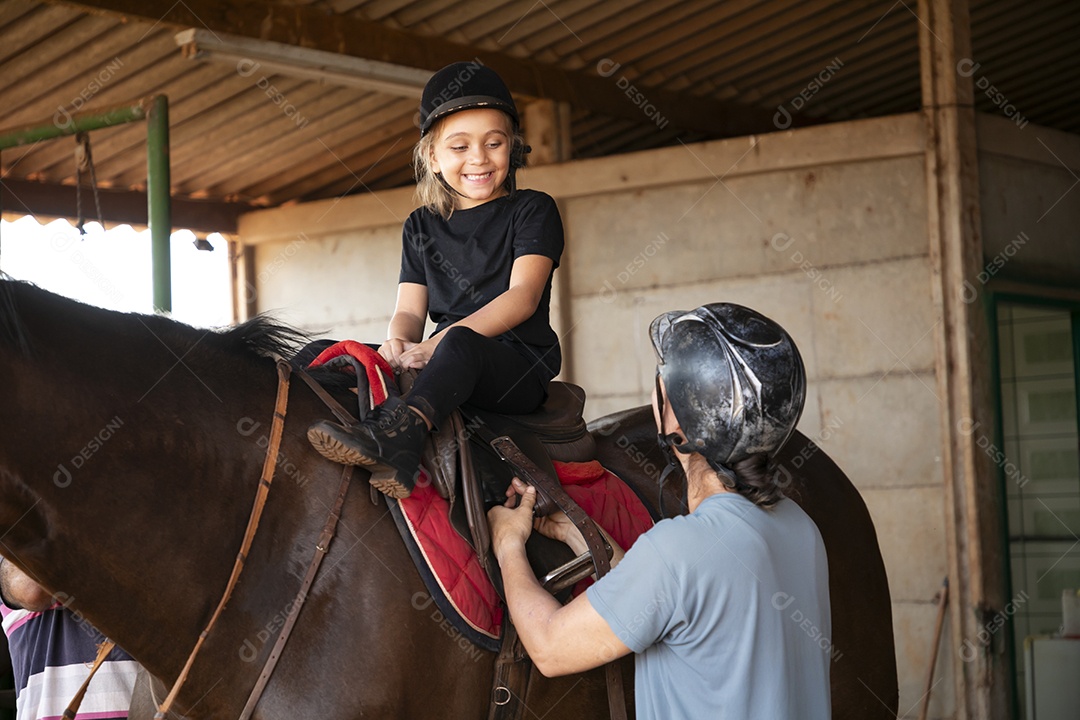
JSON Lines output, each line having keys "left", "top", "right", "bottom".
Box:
{"left": 174, "top": 29, "right": 431, "bottom": 98}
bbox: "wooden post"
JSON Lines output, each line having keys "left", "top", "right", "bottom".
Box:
{"left": 919, "top": 0, "right": 1008, "bottom": 718}
{"left": 523, "top": 99, "right": 575, "bottom": 382}
{"left": 523, "top": 99, "right": 572, "bottom": 166}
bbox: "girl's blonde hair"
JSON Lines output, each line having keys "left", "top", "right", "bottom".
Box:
{"left": 413, "top": 114, "right": 528, "bottom": 219}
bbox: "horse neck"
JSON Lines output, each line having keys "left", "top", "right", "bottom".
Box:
{"left": 0, "top": 292, "right": 281, "bottom": 679}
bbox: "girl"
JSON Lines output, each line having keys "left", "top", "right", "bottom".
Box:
{"left": 308, "top": 62, "right": 564, "bottom": 499}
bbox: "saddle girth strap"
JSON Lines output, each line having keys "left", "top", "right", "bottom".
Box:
{"left": 239, "top": 464, "right": 354, "bottom": 720}
{"left": 488, "top": 436, "right": 629, "bottom": 720}
{"left": 62, "top": 639, "right": 117, "bottom": 719}
{"left": 154, "top": 359, "right": 292, "bottom": 719}
{"left": 488, "top": 618, "right": 532, "bottom": 720}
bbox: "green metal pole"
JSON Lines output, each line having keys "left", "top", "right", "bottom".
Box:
{"left": 0, "top": 102, "right": 147, "bottom": 150}
{"left": 0, "top": 95, "right": 173, "bottom": 314}
{"left": 146, "top": 95, "right": 172, "bottom": 314}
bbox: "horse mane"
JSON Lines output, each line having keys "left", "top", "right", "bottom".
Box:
{"left": 218, "top": 315, "right": 311, "bottom": 361}
{"left": 0, "top": 276, "right": 313, "bottom": 365}
{"left": 0, "top": 275, "right": 32, "bottom": 356}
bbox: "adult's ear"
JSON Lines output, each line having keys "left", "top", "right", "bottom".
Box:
{"left": 0, "top": 559, "right": 52, "bottom": 612}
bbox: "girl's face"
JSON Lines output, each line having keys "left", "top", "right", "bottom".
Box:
{"left": 429, "top": 109, "right": 513, "bottom": 210}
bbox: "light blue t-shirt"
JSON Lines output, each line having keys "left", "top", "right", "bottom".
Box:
{"left": 586, "top": 493, "right": 831, "bottom": 720}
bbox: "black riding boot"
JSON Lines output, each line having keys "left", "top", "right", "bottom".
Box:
{"left": 307, "top": 396, "right": 429, "bottom": 498}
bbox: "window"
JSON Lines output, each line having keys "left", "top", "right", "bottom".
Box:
{"left": 996, "top": 301, "right": 1080, "bottom": 716}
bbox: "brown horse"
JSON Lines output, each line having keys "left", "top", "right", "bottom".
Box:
{"left": 0, "top": 278, "right": 896, "bottom": 718}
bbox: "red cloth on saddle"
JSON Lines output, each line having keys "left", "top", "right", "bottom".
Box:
{"left": 308, "top": 340, "right": 394, "bottom": 400}
{"left": 399, "top": 460, "right": 654, "bottom": 640}
{"left": 309, "top": 339, "right": 655, "bottom": 641}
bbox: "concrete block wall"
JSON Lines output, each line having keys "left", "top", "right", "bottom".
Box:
{"left": 237, "top": 113, "right": 956, "bottom": 718}
{"left": 976, "top": 115, "right": 1080, "bottom": 289}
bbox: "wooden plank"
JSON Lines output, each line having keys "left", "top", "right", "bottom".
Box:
{"left": 15, "top": 63, "right": 244, "bottom": 179}
{"left": 523, "top": 98, "right": 571, "bottom": 165}
{"left": 286, "top": 128, "right": 417, "bottom": 203}
{"left": 167, "top": 83, "right": 336, "bottom": 188}
{"left": 231, "top": 99, "right": 416, "bottom": 202}
{"left": 0, "top": 0, "right": 38, "bottom": 32}
{"left": 918, "top": 0, "right": 1006, "bottom": 718}
{"left": 195, "top": 94, "right": 411, "bottom": 196}
{"left": 0, "top": 177, "right": 253, "bottom": 232}
{"left": 0, "top": 3, "right": 83, "bottom": 67}
{"left": 51, "top": 0, "right": 780, "bottom": 136}
{"left": 0, "top": 14, "right": 117, "bottom": 95}
{"left": 527, "top": 0, "right": 653, "bottom": 53}
{"left": 108, "top": 76, "right": 311, "bottom": 187}
{"left": 1, "top": 24, "right": 166, "bottom": 128}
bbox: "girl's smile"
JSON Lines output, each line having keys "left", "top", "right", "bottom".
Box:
{"left": 429, "top": 108, "right": 512, "bottom": 210}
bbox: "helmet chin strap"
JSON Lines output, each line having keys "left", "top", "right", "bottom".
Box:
{"left": 654, "top": 372, "right": 685, "bottom": 517}
{"left": 654, "top": 372, "right": 738, "bottom": 514}
{"left": 435, "top": 172, "right": 467, "bottom": 198}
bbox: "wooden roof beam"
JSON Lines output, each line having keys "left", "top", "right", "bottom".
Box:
{"left": 52, "top": 0, "right": 780, "bottom": 137}
{"left": 1, "top": 177, "right": 254, "bottom": 233}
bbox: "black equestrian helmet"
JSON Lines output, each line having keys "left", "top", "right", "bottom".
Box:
{"left": 418, "top": 62, "right": 520, "bottom": 136}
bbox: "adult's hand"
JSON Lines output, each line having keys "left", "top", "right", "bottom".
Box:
{"left": 488, "top": 479, "right": 537, "bottom": 558}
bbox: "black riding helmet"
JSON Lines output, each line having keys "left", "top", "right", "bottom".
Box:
{"left": 419, "top": 61, "right": 520, "bottom": 136}
{"left": 650, "top": 303, "right": 806, "bottom": 482}
{"left": 418, "top": 62, "right": 530, "bottom": 195}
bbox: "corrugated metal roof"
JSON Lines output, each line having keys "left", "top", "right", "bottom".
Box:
{"left": 0, "top": 0, "right": 1074, "bottom": 223}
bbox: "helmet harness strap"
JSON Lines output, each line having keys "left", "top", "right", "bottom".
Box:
{"left": 654, "top": 371, "right": 683, "bottom": 517}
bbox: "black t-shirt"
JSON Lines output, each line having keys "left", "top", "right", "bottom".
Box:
{"left": 399, "top": 189, "right": 564, "bottom": 380}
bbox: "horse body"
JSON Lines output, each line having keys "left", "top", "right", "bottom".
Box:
{"left": 0, "top": 279, "right": 896, "bottom": 718}
{"left": 0, "top": 280, "right": 616, "bottom": 718}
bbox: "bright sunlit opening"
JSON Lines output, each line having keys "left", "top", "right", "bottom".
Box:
{"left": 0, "top": 215, "right": 233, "bottom": 328}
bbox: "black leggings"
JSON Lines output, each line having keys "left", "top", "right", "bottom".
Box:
{"left": 407, "top": 327, "right": 548, "bottom": 427}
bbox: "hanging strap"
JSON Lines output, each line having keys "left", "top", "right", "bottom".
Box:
{"left": 239, "top": 464, "right": 354, "bottom": 720}
{"left": 486, "top": 435, "right": 628, "bottom": 720}
{"left": 154, "top": 359, "right": 292, "bottom": 719}
{"left": 74, "top": 133, "right": 103, "bottom": 236}
{"left": 61, "top": 639, "right": 117, "bottom": 719}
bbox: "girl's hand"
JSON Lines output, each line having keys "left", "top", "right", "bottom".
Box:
{"left": 378, "top": 338, "right": 416, "bottom": 370}
{"left": 398, "top": 337, "right": 439, "bottom": 369}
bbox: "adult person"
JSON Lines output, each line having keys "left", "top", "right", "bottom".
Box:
{"left": 0, "top": 558, "right": 139, "bottom": 720}
{"left": 308, "top": 61, "right": 564, "bottom": 499}
{"left": 488, "top": 303, "right": 832, "bottom": 719}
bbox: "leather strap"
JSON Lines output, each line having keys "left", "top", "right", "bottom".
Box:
{"left": 488, "top": 618, "right": 531, "bottom": 720}
{"left": 294, "top": 366, "right": 383, "bottom": 507}
{"left": 490, "top": 436, "right": 612, "bottom": 577}
{"left": 488, "top": 435, "right": 628, "bottom": 720}
{"left": 62, "top": 639, "right": 116, "bottom": 719}
{"left": 239, "top": 464, "right": 354, "bottom": 720}
{"left": 155, "top": 359, "right": 292, "bottom": 719}
{"left": 293, "top": 366, "right": 360, "bottom": 428}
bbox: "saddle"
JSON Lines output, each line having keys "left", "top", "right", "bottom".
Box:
{"left": 399, "top": 373, "right": 629, "bottom": 720}
{"left": 308, "top": 344, "right": 630, "bottom": 720}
